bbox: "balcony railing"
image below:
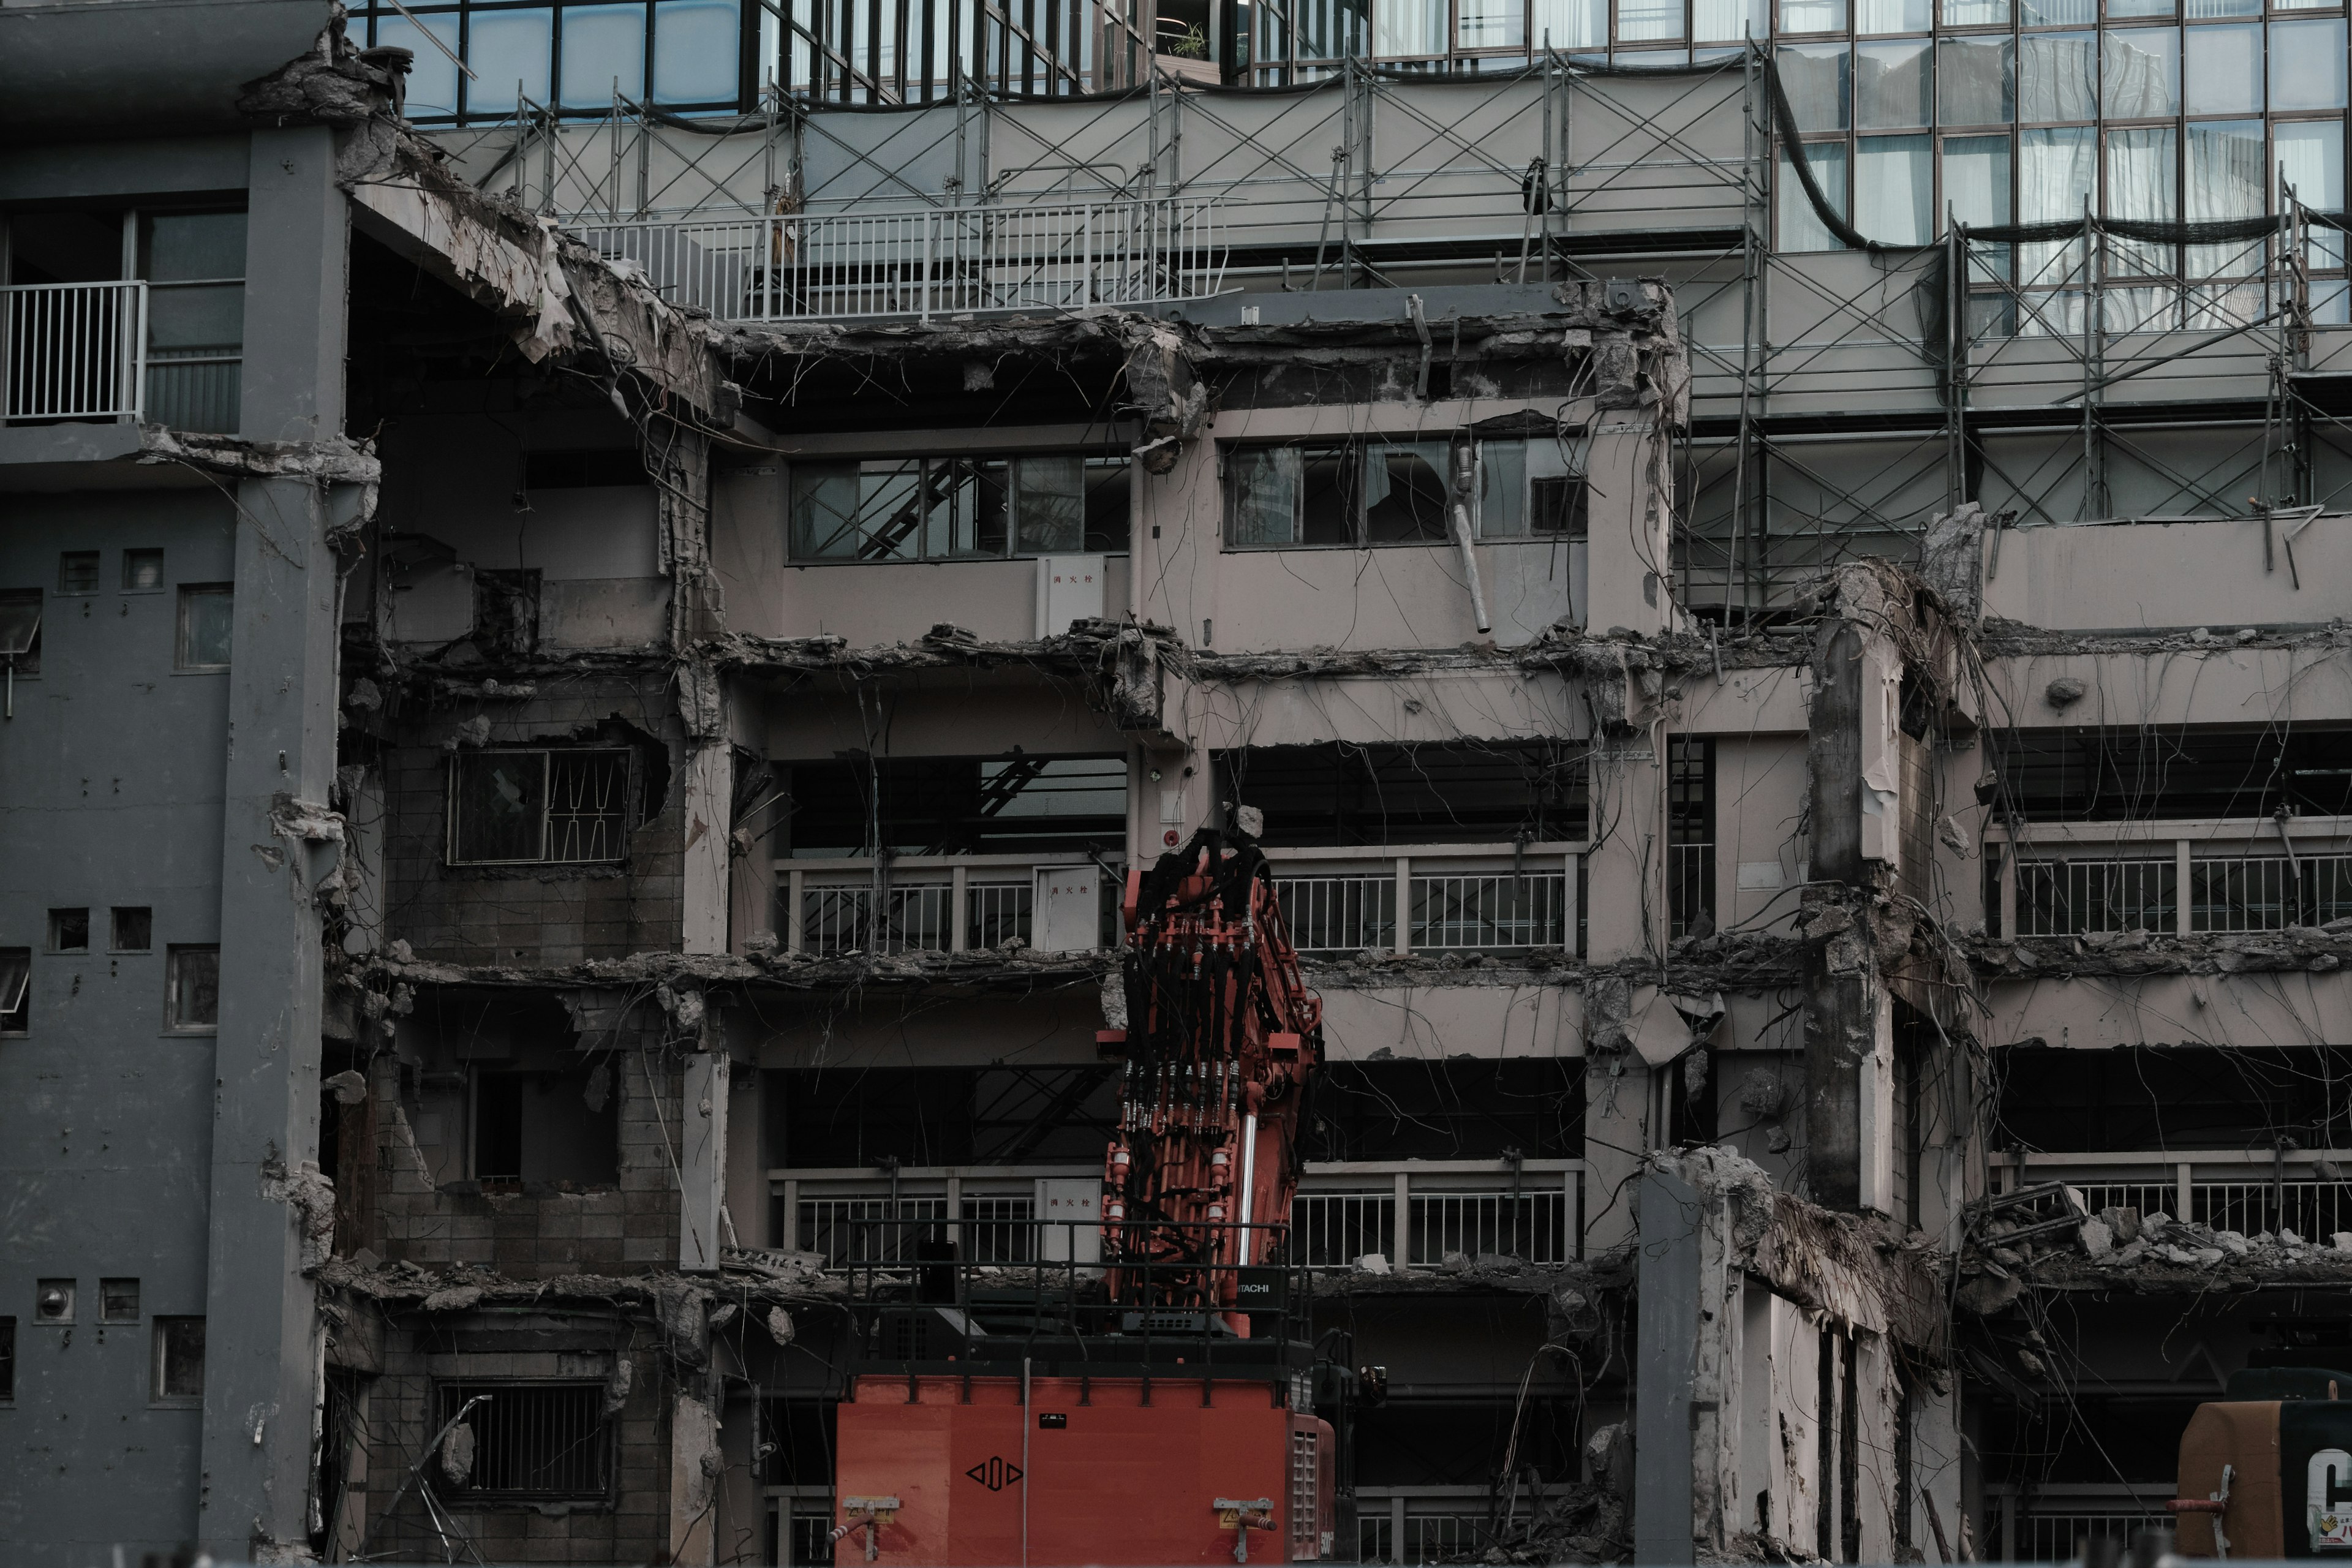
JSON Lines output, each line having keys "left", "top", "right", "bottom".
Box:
{"left": 774, "top": 1161, "right": 1585, "bottom": 1270}
{"left": 1982, "top": 1490, "right": 2172, "bottom": 1564}
{"left": 2, "top": 281, "right": 146, "bottom": 423}
{"left": 1995, "top": 1148, "right": 2352, "bottom": 1240}
{"left": 576, "top": 198, "right": 1224, "bottom": 324}
{"left": 1991, "top": 818, "right": 2352, "bottom": 937}
{"left": 1269, "top": 846, "right": 1583, "bottom": 957}
{"left": 778, "top": 853, "right": 1105, "bottom": 956}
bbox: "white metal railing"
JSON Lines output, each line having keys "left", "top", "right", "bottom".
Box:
{"left": 576, "top": 198, "right": 1224, "bottom": 323}
{"left": 1992, "top": 819, "right": 2352, "bottom": 937}
{"left": 1997, "top": 1149, "right": 2352, "bottom": 1240}
{"left": 2, "top": 281, "right": 146, "bottom": 422}
{"left": 778, "top": 1161, "right": 1585, "bottom": 1269}
{"left": 780, "top": 854, "right": 1088, "bottom": 955}
{"left": 1268, "top": 846, "right": 1583, "bottom": 957}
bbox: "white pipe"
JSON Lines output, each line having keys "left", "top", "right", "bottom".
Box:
{"left": 1237, "top": 1112, "right": 1259, "bottom": 1267}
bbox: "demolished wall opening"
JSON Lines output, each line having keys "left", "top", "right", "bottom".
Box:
{"left": 1216, "top": 742, "right": 1590, "bottom": 847}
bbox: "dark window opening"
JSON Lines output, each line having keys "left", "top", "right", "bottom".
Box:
{"left": 122, "top": 550, "right": 164, "bottom": 593}
{"left": 1226, "top": 437, "right": 1584, "bottom": 548}
{"left": 0, "top": 1318, "right": 13, "bottom": 1400}
{"left": 432, "top": 1382, "right": 613, "bottom": 1500}
{"left": 0, "top": 949, "right": 26, "bottom": 1033}
{"left": 0, "top": 590, "right": 42, "bottom": 678}
{"left": 1303, "top": 1060, "right": 1583, "bottom": 1162}
{"left": 99, "top": 1278, "right": 139, "bottom": 1323}
{"left": 111, "top": 907, "right": 152, "bottom": 952}
{"left": 1668, "top": 736, "right": 1716, "bottom": 939}
{"left": 782, "top": 753, "right": 1125, "bottom": 858}
{"left": 1991, "top": 725, "right": 2352, "bottom": 822}
{"left": 472, "top": 569, "right": 541, "bottom": 660}
{"left": 759, "top": 1398, "right": 839, "bottom": 1485}
{"left": 470, "top": 1065, "right": 620, "bottom": 1191}
{"left": 1992, "top": 1043, "right": 2352, "bottom": 1154}
{"left": 1354, "top": 1398, "right": 1580, "bottom": 1488}
{"left": 153, "top": 1316, "right": 205, "bottom": 1401}
{"left": 448, "top": 748, "right": 636, "bottom": 865}
{"left": 764, "top": 1065, "right": 1121, "bottom": 1170}
{"left": 47, "top": 908, "right": 88, "bottom": 954}
{"left": 1216, "top": 742, "right": 1588, "bottom": 848}
{"left": 167, "top": 946, "right": 219, "bottom": 1030}
{"left": 58, "top": 552, "right": 99, "bottom": 595}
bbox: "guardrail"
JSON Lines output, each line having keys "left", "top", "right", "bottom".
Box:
{"left": 777, "top": 1161, "right": 1585, "bottom": 1268}
{"left": 576, "top": 198, "right": 1224, "bottom": 323}
{"left": 2, "top": 280, "right": 146, "bottom": 423}
{"left": 1994, "top": 1148, "right": 2352, "bottom": 1240}
{"left": 1991, "top": 818, "right": 2352, "bottom": 937}
{"left": 1269, "top": 846, "right": 1583, "bottom": 957}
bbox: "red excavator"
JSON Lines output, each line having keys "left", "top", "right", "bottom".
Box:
{"left": 830, "top": 824, "right": 1357, "bottom": 1565}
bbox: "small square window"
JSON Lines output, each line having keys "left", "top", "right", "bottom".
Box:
{"left": 0, "top": 590, "right": 40, "bottom": 679}
{"left": 167, "top": 946, "right": 219, "bottom": 1032}
{"left": 0, "top": 948, "right": 26, "bottom": 1034}
{"left": 153, "top": 1317, "right": 205, "bottom": 1401}
{"left": 0, "top": 1318, "right": 14, "bottom": 1401}
{"left": 175, "top": 584, "right": 233, "bottom": 671}
{"left": 35, "top": 1280, "right": 75, "bottom": 1323}
{"left": 58, "top": 552, "right": 100, "bottom": 595}
{"left": 111, "top": 907, "right": 153, "bottom": 952}
{"left": 48, "top": 908, "right": 89, "bottom": 954}
{"left": 122, "top": 550, "right": 164, "bottom": 593}
{"left": 100, "top": 1279, "right": 140, "bottom": 1323}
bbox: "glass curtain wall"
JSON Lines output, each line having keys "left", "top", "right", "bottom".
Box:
{"left": 1772, "top": 0, "right": 2349, "bottom": 331}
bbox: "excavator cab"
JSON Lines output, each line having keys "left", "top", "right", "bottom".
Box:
{"left": 2172, "top": 1368, "right": 2352, "bottom": 1556}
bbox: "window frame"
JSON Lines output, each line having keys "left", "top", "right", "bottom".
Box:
{"left": 0, "top": 948, "right": 29, "bottom": 1035}
{"left": 174, "top": 582, "right": 233, "bottom": 673}
{"left": 165, "top": 944, "right": 221, "bottom": 1035}
{"left": 1219, "top": 433, "right": 1590, "bottom": 550}
{"left": 362, "top": 0, "right": 755, "bottom": 124}
{"left": 783, "top": 451, "right": 1131, "bottom": 565}
{"left": 121, "top": 549, "right": 165, "bottom": 595}
{"left": 0, "top": 589, "right": 42, "bottom": 680}
{"left": 431, "top": 1379, "right": 619, "bottom": 1502}
{"left": 445, "top": 747, "right": 639, "bottom": 868}
{"left": 151, "top": 1316, "right": 206, "bottom": 1406}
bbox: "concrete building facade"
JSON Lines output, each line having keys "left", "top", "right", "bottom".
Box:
{"left": 7, "top": 3, "right": 2352, "bottom": 1565}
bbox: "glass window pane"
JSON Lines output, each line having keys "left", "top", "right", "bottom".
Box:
{"left": 1779, "top": 0, "right": 1845, "bottom": 30}
{"left": 2102, "top": 28, "right": 2180, "bottom": 117}
{"left": 2278, "top": 120, "right": 2348, "bottom": 268}
{"left": 2273, "top": 20, "right": 2349, "bottom": 111}
{"left": 167, "top": 951, "right": 219, "bottom": 1031}
{"left": 1939, "top": 35, "right": 2012, "bottom": 123}
{"left": 2020, "top": 125, "right": 2094, "bottom": 282}
{"left": 469, "top": 7, "right": 555, "bottom": 112}
{"left": 1691, "top": 0, "right": 1760, "bottom": 39}
{"left": 653, "top": 0, "right": 741, "bottom": 100}
{"left": 1858, "top": 0, "right": 1928, "bottom": 29}
{"left": 1779, "top": 141, "right": 1850, "bottom": 250}
{"left": 1945, "top": 134, "right": 2014, "bottom": 227}
{"left": 1300, "top": 446, "right": 1356, "bottom": 544}
{"left": 790, "top": 462, "right": 862, "bottom": 557}
{"left": 1229, "top": 448, "right": 1303, "bottom": 545}
{"left": 2184, "top": 23, "right": 2261, "bottom": 114}
{"left": 1460, "top": 0, "right": 1529, "bottom": 47}
{"left": 1374, "top": 0, "right": 1444, "bottom": 51}
{"left": 1783, "top": 42, "right": 1851, "bottom": 129}
{"left": 453, "top": 753, "right": 547, "bottom": 863}
{"left": 1941, "top": 0, "right": 2008, "bottom": 22}
{"left": 1857, "top": 134, "right": 1932, "bottom": 243}
{"left": 848, "top": 460, "right": 922, "bottom": 560}
{"left": 1362, "top": 442, "right": 1450, "bottom": 543}
{"left": 561, "top": 3, "right": 646, "bottom": 105}
{"left": 1857, "top": 39, "right": 1932, "bottom": 125}
{"left": 2019, "top": 0, "right": 2090, "bottom": 21}
{"left": 2019, "top": 31, "right": 2095, "bottom": 119}
{"left": 1617, "top": 0, "right": 1685, "bottom": 40}
{"left": 1479, "top": 441, "right": 1528, "bottom": 537}
{"left": 922, "top": 458, "right": 1011, "bottom": 557}
{"left": 2185, "top": 121, "right": 2269, "bottom": 278}
{"left": 377, "top": 11, "right": 461, "bottom": 116}
{"left": 2184, "top": 0, "right": 2255, "bottom": 15}
{"left": 140, "top": 213, "right": 245, "bottom": 283}
{"left": 2105, "top": 124, "right": 2179, "bottom": 277}
{"left": 1014, "top": 456, "right": 1086, "bottom": 554}
{"left": 176, "top": 584, "right": 232, "bottom": 668}
{"left": 1534, "top": 0, "right": 1609, "bottom": 44}
{"left": 2106, "top": 0, "right": 2172, "bottom": 18}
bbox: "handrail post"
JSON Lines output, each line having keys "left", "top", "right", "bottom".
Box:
{"left": 922, "top": 211, "right": 935, "bottom": 324}
{"left": 130, "top": 280, "right": 149, "bottom": 424}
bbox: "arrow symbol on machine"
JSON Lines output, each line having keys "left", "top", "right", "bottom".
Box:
{"left": 965, "top": 1456, "right": 1025, "bottom": 1491}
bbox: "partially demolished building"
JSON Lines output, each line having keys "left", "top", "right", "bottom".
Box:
{"left": 7, "top": 1, "right": 2352, "bottom": 1565}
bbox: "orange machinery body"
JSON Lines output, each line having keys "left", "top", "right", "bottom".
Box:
{"left": 835, "top": 1373, "right": 1335, "bottom": 1565}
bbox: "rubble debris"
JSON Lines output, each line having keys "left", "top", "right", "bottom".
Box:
{"left": 1970, "top": 924, "right": 2352, "bottom": 979}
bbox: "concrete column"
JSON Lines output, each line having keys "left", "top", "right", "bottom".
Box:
{"left": 1580, "top": 418, "right": 1675, "bottom": 636}
{"left": 1633, "top": 1163, "right": 1700, "bottom": 1566}
{"left": 680, "top": 1052, "right": 730, "bottom": 1270}
{"left": 195, "top": 124, "right": 349, "bottom": 1562}
{"left": 683, "top": 739, "right": 731, "bottom": 954}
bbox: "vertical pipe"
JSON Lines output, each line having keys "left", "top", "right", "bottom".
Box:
{"left": 1393, "top": 854, "right": 1411, "bottom": 954}
{"left": 2176, "top": 839, "right": 2193, "bottom": 937}
{"left": 1391, "top": 1170, "right": 1410, "bottom": 1268}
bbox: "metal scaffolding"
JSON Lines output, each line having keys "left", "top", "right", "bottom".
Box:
{"left": 417, "top": 53, "right": 2352, "bottom": 618}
